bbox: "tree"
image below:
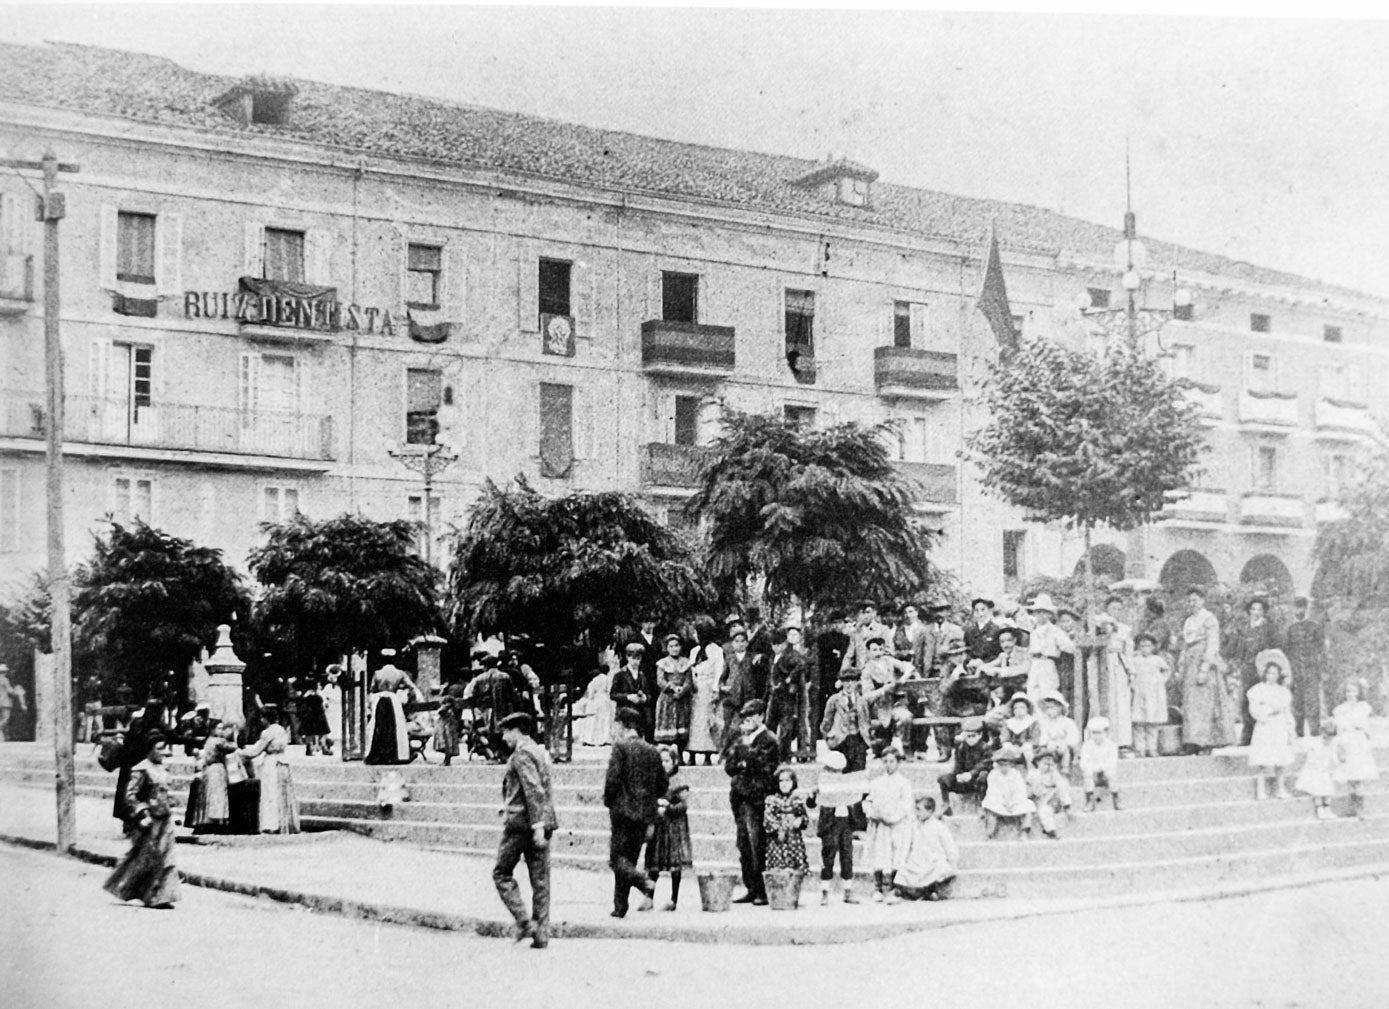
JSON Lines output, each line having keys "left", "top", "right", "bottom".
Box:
{"left": 1313, "top": 427, "right": 1389, "bottom": 605}
{"left": 73, "top": 520, "right": 249, "bottom": 702}
{"left": 248, "top": 513, "right": 441, "bottom": 678}
{"left": 683, "top": 410, "right": 938, "bottom": 614}
{"left": 967, "top": 337, "right": 1207, "bottom": 606}
{"left": 447, "top": 478, "right": 714, "bottom": 666}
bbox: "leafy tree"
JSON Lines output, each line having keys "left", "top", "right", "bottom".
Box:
{"left": 967, "top": 337, "right": 1207, "bottom": 606}
{"left": 447, "top": 478, "right": 714, "bottom": 667}
{"left": 683, "top": 411, "right": 938, "bottom": 614}
{"left": 248, "top": 513, "right": 441, "bottom": 678}
{"left": 73, "top": 521, "right": 249, "bottom": 702}
{"left": 1313, "top": 427, "right": 1389, "bottom": 606}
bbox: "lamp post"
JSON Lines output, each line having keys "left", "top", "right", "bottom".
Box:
{"left": 388, "top": 442, "right": 457, "bottom": 567}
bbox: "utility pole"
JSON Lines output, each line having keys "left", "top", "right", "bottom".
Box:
{"left": 3, "top": 151, "right": 80, "bottom": 852}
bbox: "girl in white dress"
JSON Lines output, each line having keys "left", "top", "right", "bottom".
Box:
{"left": 1333, "top": 679, "right": 1379, "bottom": 819}
{"left": 686, "top": 627, "right": 725, "bottom": 765}
{"left": 1246, "top": 650, "right": 1296, "bottom": 800}
{"left": 577, "top": 651, "right": 616, "bottom": 747}
{"left": 1295, "top": 719, "right": 1339, "bottom": 819}
{"left": 863, "top": 747, "right": 914, "bottom": 903}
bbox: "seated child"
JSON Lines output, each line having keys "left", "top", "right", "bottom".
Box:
{"left": 1026, "top": 748, "right": 1073, "bottom": 838}
{"left": 998, "top": 692, "right": 1041, "bottom": 767}
{"left": 981, "top": 743, "right": 1035, "bottom": 838}
{"left": 1080, "top": 717, "right": 1121, "bottom": 811}
{"left": 937, "top": 716, "right": 994, "bottom": 815}
{"left": 1294, "top": 719, "right": 1339, "bottom": 820}
{"left": 1035, "top": 691, "right": 1081, "bottom": 774}
{"left": 808, "top": 745, "right": 870, "bottom": 904}
{"left": 894, "top": 796, "right": 959, "bottom": 901}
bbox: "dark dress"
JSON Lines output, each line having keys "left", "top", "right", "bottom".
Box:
{"left": 112, "top": 707, "right": 165, "bottom": 825}
{"left": 104, "top": 761, "right": 180, "bottom": 907}
{"left": 298, "top": 691, "right": 331, "bottom": 737}
{"left": 762, "top": 792, "right": 810, "bottom": 873}
{"left": 645, "top": 776, "right": 694, "bottom": 872}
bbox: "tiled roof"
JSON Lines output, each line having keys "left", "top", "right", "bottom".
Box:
{"left": 0, "top": 40, "right": 1371, "bottom": 303}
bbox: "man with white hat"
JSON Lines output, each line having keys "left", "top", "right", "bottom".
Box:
{"left": 1026, "top": 594, "right": 1075, "bottom": 701}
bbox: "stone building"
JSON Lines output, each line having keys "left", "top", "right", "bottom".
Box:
{"left": 0, "top": 42, "right": 1384, "bottom": 604}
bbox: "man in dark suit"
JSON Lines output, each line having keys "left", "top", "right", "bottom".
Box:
{"left": 493, "top": 712, "right": 559, "bottom": 948}
{"left": 635, "top": 616, "right": 661, "bottom": 741}
{"left": 610, "top": 643, "right": 649, "bottom": 739}
{"left": 603, "top": 705, "right": 667, "bottom": 917}
{"left": 964, "top": 597, "right": 1003, "bottom": 664}
{"left": 725, "top": 698, "right": 781, "bottom": 904}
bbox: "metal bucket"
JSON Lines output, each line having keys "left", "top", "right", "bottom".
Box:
{"left": 1156, "top": 724, "right": 1183, "bottom": 756}
{"left": 696, "top": 872, "right": 737, "bottom": 912}
{"left": 762, "top": 869, "right": 804, "bottom": 910}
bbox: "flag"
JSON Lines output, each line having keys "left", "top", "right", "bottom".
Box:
{"left": 976, "top": 225, "right": 1017, "bottom": 357}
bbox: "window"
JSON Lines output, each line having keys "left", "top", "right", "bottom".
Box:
{"left": 539, "top": 258, "right": 572, "bottom": 317}
{"left": 0, "top": 467, "right": 17, "bottom": 552}
{"left": 1250, "top": 313, "right": 1271, "bottom": 333}
{"left": 406, "top": 244, "right": 442, "bottom": 309}
{"left": 112, "top": 474, "right": 153, "bottom": 525}
{"left": 116, "top": 212, "right": 156, "bottom": 284}
{"left": 673, "top": 395, "right": 700, "bottom": 446}
{"left": 1324, "top": 325, "right": 1343, "bottom": 344}
{"left": 406, "top": 494, "right": 441, "bottom": 555}
{"left": 406, "top": 368, "right": 443, "bottom": 445}
{"left": 1087, "top": 287, "right": 1111, "bottom": 310}
{"left": 785, "top": 289, "right": 815, "bottom": 354}
{"left": 662, "top": 272, "right": 699, "bottom": 324}
{"left": 1002, "top": 530, "right": 1026, "bottom": 580}
{"left": 239, "top": 353, "right": 298, "bottom": 416}
{"left": 1323, "top": 452, "right": 1351, "bottom": 498}
{"left": 1173, "top": 302, "right": 1194, "bottom": 322}
{"left": 837, "top": 177, "right": 870, "bottom": 207}
{"left": 1252, "top": 445, "right": 1278, "bottom": 493}
{"left": 1247, "top": 353, "right": 1275, "bottom": 393}
{"left": 539, "top": 382, "right": 575, "bottom": 478}
{"left": 263, "top": 228, "right": 305, "bottom": 282}
{"left": 261, "top": 485, "right": 300, "bottom": 521}
{"left": 784, "top": 405, "right": 816, "bottom": 431}
{"left": 1168, "top": 344, "right": 1195, "bottom": 381}
{"left": 90, "top": 341, "right": 155, "bottom": 440}
{"left": 251, "top": 91, "right": 292, "bottom": 126}
{"left": 893, "top": 301, "right": 912, "bottom": 348}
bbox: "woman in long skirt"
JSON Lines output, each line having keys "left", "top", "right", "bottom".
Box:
{"left": 187, "top": 722, "right": 239, "bottom": 834}
{"left": 297, "top": 684, "right": 331, "bottom": 756}
{"left": 104, "top": 733, "right": 180, "bottom": 909}
{"left": 577, "top": 649, "right": 618, "bottom": 747}
{"left": 654, "top": 634, "right": 695, "bottom": 756}
{"left": 687, "top": 627, "right": 724, "bottom": 764}
{"left": 241, "top": 706, "right": 300, "bottom": 834}
{"left": 364, "top": 657, "right": 421, "bottom": 765}
{"left": 1178, "top": 589, "right": 1236, "bottom": 752}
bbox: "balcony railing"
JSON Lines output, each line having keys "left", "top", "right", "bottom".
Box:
{"left": 1161, "top": 488, "right": 1229, "bottom": 524}
{"left": 1181, "top": 381, "right": 1223, "bottom": 420}
{"left": 641, "top": 320, "right": 735, "bottom": 375}
{"left": 874, "top": 347, "right": 959, "bottom": 400}
{"left": 0, "top": 253, "right": 34, "bottom": 312}
{"left": 1, "top": 391, "right": 334, "bottom": 461}
{"left": 1237, "top": 390, "right": 1299, "bottom": 427}
{"left": 642, "top": 442, "right": 714, "bottom": 489}
{"left": 894, "top": 461, "right": 957, "bottom": 506}
{"left": 1239, "top": 493, "right": 1305, "bottom": 528}
{"left": 1315, "top": 398, "right": 1377, "bottom": 437}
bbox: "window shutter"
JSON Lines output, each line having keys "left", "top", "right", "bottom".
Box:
{"left": 99, "top": 204, "right": 119, "bottom": 289}
{"left": 911, "top": 302, "right": 929, "bottom": 344}
{"left": 0, "top": 192, "right": 23, "bottom": 253}
{"left": 517, "top": 244, "right": 539, "bottom": 333}
{"left": 573, "top": 257, "right": 594, "bottom": 338}
{"left": 443, "top": 240, "right": 466, "bottom": 322}
{"left": 239, "top": 353, "right": 259, "bottom": 414}
{"left": 663, "top": 392, "right": 677, "bottom": 443}
{"left": 306, "top": 229, "right": 333, "bottom": 286}
{"left": 88, "top": 338, "right": 113, "bottom": 400}
{"left": 875, "top": 301, "right": 890, "bottom": 347}
{"left": 155, "top": 212, "right": 184, "bottom": 297}
{"left": 243, "top": 223, "right": 263, "bottom": 277}
{"left": 573, "top": 386, "right": 593, "bottom": 460}
{"left": 394, "top": 227, "right": 410, "bottom": 309}
{"left": 647, "top": 267, "right": 662, "bottom": 321}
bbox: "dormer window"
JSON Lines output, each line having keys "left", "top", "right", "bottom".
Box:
{"left": 791, "top": 156, "right": 879, "bottom": 207}
{"left": 212, "top": 75, "right": 299, "bottom": 127}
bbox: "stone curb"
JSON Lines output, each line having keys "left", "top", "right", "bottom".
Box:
{"left": 7, "top": 828, "right": 1389, "bottom": 945}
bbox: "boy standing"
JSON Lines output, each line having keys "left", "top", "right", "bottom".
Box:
{"left": 493, "top": 712, "right": 558, "bottom": 949}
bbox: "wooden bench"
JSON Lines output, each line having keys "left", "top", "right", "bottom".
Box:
{"left": 909, "top": 715, "right": 962, "bottom": 758}
{"left": 403, "top": 699, "right": 440, "bottom": 763}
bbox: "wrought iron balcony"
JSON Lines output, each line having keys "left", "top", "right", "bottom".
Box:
{"left": 641, "top": 320, "right": 735, "bottom": 376}
{"left": 641, "top": 442, "right": 715, "bottom": 489}
{"left": 1161, "top": 488, "right": 1229, "bottom": 524}
{"left": 1239, "top": 493, "right": 1305, "bottom": 528}
{"left": 1237, "top": 390, "right": 1299, "bottom": 427}
{"left": 894, "top": 461, "right": 957, "bottom": 506}
{"left": 874, "top": 347, "right": 959, "bottom": 401}
{"left": 1, "top": 391, "right": 334, "bottom": 461}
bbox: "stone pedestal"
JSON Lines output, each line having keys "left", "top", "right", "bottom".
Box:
{"left": 204, "top": 625, "right": 246, "bottom": 727}
{"left": 412, "top": 635, "right": 447, "bottom": 696}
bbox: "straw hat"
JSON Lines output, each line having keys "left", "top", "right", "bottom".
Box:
{"left": 1255, "top": 648, "right": 1292, "bottom": 684}
{"left": 1028, "top": 593, "right": 1058, "bottom": 615}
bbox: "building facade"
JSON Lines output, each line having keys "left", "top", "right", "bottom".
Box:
{"left": 1, "top": 42, "right": 1384, "bottom": 605}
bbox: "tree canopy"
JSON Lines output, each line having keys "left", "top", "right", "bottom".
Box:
{"left": 248, "top": 513, "right": 441, "bottom": 673}
{"left": 1313, "top": 427, "right": 1389, "bottom": 605}
{"left": 968, "top": 338, "right": 1207, "bottom": 533}
{"left": 73, "top": 520, "right": 249, "bottom": 700}
{"left": 683, "top": 410, "right": 937, "bottom": 611}
{"left": 447, "top": 478, "right": 713, "bottom": 660}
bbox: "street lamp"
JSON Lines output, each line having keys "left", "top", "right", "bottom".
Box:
{"left": 388, "top": 442, "right": 457, "bottom": 567}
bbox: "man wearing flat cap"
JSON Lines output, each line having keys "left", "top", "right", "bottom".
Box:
{"left": 724, "top": 698, "right": 780, "bottom": 904}
{"left": 494, "top": 712, "right": 558, "bottom": 948}
{"left": 603, "top": 706, "right": 666, "bottom": 917}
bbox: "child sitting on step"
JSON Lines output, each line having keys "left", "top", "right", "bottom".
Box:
{"left": 1294, "top": 719, "right": 1339, "bottom": 820}
{"left": 807, "top": 745, "right": 869, "bottom": 905}
{"left": 1035, "top": 691, "right": 1081, "bottom": 776}
{"left": 894, "top": 796, "right": 959, "bottom": 900}
{"left": 981, "top": 743, "right": 1035, "bottom": 838}
{"left": 1027, "top": 748, "right": 1074, "bottom": 839}
{"left": 1080, "top": 717, "right": 1121, "bottom": 811}
{"left": 646, "top": 745, "right": 694, "bottom": 910}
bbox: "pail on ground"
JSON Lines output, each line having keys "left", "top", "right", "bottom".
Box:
{"left": 762, "top": 869, "right": 804, "bottom": 910}
{"left": 696, "top": 872, "right": 737, "bottom": 912}
{"left": 1156, "top": 725, "right": 1183, "bottom": 756}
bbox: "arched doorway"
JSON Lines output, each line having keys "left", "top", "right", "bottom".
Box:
{"left": 1239, "top": 554, "right": 1294, "bottom": 600}
{"left": 1072, "top": 543, "right": 1127, "bottom": 583}
{"left": 1159, "top": 549, "right": 1218, "bottom": 597}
